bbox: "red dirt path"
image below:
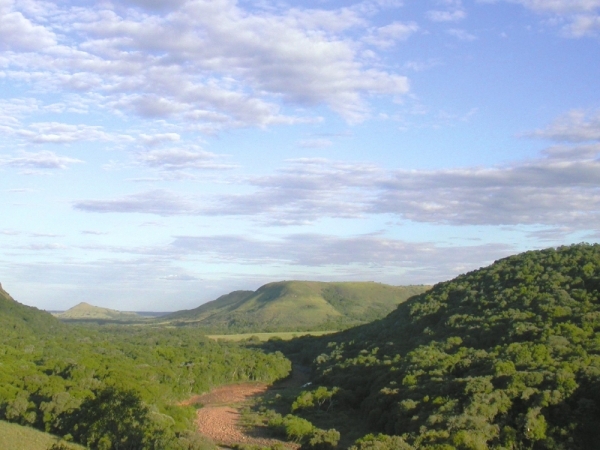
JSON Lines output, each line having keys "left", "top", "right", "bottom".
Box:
{"left": 185, "top": 383, "right": 297, "bottom": 448}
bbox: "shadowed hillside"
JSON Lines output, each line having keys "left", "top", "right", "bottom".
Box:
{"left": 161, "top": 281, "right": 430, "bottom": 332}
{"left": 266, "top": 244, "right": 600, "bottom": 449}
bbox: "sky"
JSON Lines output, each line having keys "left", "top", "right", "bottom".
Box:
{"left": 1, "top": 0, "right": 600, "bottom": 312}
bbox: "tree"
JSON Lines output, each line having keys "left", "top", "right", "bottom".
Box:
{"left": 60, "top": 387, "right": 158, "bottom": 450}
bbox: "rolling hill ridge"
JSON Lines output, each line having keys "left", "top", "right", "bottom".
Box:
{"left": 160, "top": 280, "right": 430, "bottom": 332}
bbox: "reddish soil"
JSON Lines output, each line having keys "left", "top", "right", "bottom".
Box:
{"left": 185, "top": 383, "right": 297, "bottom": 448}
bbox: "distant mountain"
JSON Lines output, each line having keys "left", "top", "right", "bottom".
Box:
{"left": 55, "top": 302, "right": 143, "bottom": 321}
{"left": 160, "top": 281, "right": 430, "bottom": 332}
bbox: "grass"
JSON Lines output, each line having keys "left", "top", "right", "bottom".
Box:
{"left": 207, "top": 330, "right": 337, "bottom": 342}
{"left": 0, "top": 420, "right": 84, "bottom": 450}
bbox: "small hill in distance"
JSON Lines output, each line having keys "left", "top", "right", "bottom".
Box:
{"left": 54, "top": 302, "right": 145, "bottom": 322}
{"left": 160, "top": 280, "right": 430, "bottom": 333}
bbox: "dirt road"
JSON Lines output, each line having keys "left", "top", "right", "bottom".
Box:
{"left": 186, "top": 383, "right": 295, "bottom": 448}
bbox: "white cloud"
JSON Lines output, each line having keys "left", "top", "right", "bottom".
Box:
{"left": 17, "top": 122, "right": 130, "bottom": 144}
{"left": 160, "top": 273, "right": 199, "bottom": 281}
{"left": 136, "top": 147, "right": 234, "bottom": 171}
{"left": 72, "top": 142, "right": 600, "bottom": 233}
{"left": 0, "top": 0, "right": 56, "bottom": 51}
{"left": 74, "top": 189, "right": 197, "bottom": 215}
{"left": 139, "top": 133, "right": 181, "bottom": 147}
{"left": 168, "top": 233, "right": 514, "bottom": 282}
{"left": 0, "top": 0, "right": 412, "bottom": 127}
{"left": 426, "top": 9, "right": 466, "bottom": 21}
{"left": 363, "top": 21, "right": 419, "bottom": 48}
{"left": 447, "top": 28, "right": 477, "bottom": 40}
{"left": 24, "top": 243, "right": 68, "bottom": 250}
{"left": 524, "top": 110, "right": 600, "bottom": 142}
{"left": 0, "top": 150, "right": 83, "bottom": 169}
{"left": 509, "top": 0, "right": 600, "bottom": 13}
{"left": 485, "top": 0, "right": 600, "bottom": 36}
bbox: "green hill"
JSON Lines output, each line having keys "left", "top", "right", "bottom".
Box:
{"left": 161, "top": 281, "right": 430, "bottom": 332}
{"left": 271, "top": 244, "right": 600, "bottom": 449}
{"left": 54, "top": 301, "right": 142, "bottom": 322}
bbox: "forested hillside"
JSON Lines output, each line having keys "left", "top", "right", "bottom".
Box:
{"left": 0, "top": 289, "right": 291, "bottom": 449}
{"left": 161, "top": 281, "right": 429, "bottom": 332}
{"left": 271, "top": 244, "right": 600, "bottom": 449}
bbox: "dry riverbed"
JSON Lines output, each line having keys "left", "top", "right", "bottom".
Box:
{"left": 184, "top": 383, "right": 297, "bottom": 448}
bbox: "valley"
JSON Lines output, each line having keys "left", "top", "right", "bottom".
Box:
{"left": 2, "top": 243, "right": 600, "bottom": 449}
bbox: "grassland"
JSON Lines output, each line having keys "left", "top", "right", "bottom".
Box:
{"left": 0, "top": 420, "right": 84, "bottom": 450}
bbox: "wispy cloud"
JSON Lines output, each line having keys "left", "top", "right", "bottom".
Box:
{"left": 447, "top": 28, "right": 477, "bottom": 41}
{"left": 135, "top": 147, "right": 235, "bottom": 171}
{"left": 524, "top": 109, "right": 600, "bottom": 142}
{"left": 487, "top": 0, "right": 600, "bottom": 36}
{"left": 427, "top": 0, "right": 466, "bottom": 22}
{"left": 74, "top": 190, "right": 198, "bottom": 216}
{"left": 17, "top": 122, "right": 131, "bottom": 144}
{"left": 363, "top": 21, "right": 420, "bottom": 48}
{"left": 298, "top": 138, "right": 334, "bottom": 148}
{"left": 73, "top": 136, "right": 600, "bottom": 233}
{"left": 0, "top": 150, "right": 83, "bottom": 170}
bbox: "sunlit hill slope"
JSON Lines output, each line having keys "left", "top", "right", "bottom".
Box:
{"left": 161, "top": 281, "right": 430, "bottom": 332}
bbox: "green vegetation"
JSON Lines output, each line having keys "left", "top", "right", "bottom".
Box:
{"left": 160, "top": 281, "right": 429, "bottom": 333}
{"left": 0, "top": 287, "right": 291, "bottom": 449}
{"left": 269, "top": 243, "right": 600, "bottom": 449}
{"left": 266, "top": 413, "right": 340, "bottom": 448}
{"left": 207, "top": 331, "right": 336, "bottom": 342}
{"left": 0, "top": 420, "right": 84, "bottom": 450}
{"left": 7, "top": 243, "right": 600, "bottom": 449}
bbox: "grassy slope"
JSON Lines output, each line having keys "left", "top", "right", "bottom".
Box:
{"left": 0, "top": 284, "right": 64, "bottom": 337}
{"left": 0, "top": 420, "right": 84, "bottom": 450}
{"left": 161, "top": 281, "right": 430, "bottom": 332}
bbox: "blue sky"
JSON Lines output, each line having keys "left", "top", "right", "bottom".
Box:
{"left": 1, "top": 0, "right": 600, "bottom": 311}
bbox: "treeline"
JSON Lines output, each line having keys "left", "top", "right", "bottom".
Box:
{"left": 0, "top": 294, "right": 291, "bottom": 449}
{"left": 268, "top": 244, "right": 600, "bottom": 449}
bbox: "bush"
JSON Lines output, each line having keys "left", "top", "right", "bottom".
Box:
{"left": 282, "top": 414, "right": 314, "bottom": 443}
{"left": 306, "top": 428, "right": 340, "bottom": 449}
{"left": 349, "top": 433, "right": 413, "bottom": 450}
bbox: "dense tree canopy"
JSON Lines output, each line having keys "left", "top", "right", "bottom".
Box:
{"left": 0, "top": 290, "right": 291, "bottom": 449}
{"left": 276, "top": 244, "right": 600, "bottom": 449}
